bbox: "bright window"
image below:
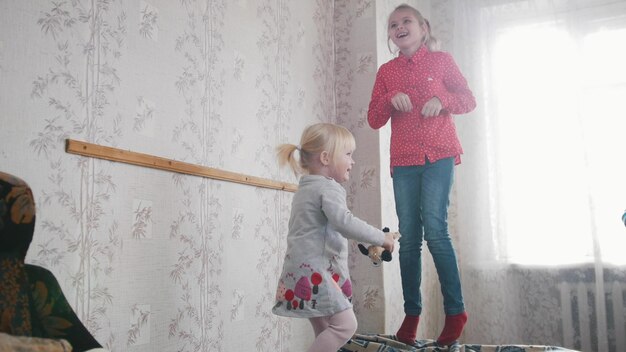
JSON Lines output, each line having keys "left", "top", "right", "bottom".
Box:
{"left": 492, "top": 22, "right": 626, "bottom": 265}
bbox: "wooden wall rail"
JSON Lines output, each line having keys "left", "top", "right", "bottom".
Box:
{"left": 65, "top": 139, "right": 298, "bottom": 193}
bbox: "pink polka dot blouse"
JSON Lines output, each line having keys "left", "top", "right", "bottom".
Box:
{"left": 368, "top": 44, "right": 476, "bottom": 173}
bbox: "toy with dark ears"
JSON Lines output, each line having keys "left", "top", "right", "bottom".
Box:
{"left": 358, "top": 227, "right": 401, "bottom": 266}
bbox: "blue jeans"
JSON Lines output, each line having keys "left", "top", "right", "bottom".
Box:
{"left": 392, "top": 158, "right": 465, "bottom": 316}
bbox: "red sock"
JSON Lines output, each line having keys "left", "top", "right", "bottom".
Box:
{"left": 396, "top": 315, "right": 419, "bottom": 345}
{"left": 437, "top": 311, "right": 468, "bottom": 345}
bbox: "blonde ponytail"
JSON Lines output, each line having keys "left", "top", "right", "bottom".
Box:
{"left": 423, "top": 18, "right": 440, "bottom": 52}
{"left": 276, "top": 143, "right": 302, "bottom": 177}
{"left": 277, "top": 123, "right": 355, "bottom": 178}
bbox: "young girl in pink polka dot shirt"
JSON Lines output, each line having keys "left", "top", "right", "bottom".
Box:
{"left": 368, "top": 3, "right": 476, "bottom": 347}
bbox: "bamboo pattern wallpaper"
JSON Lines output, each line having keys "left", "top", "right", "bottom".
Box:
{"left": 253, "top": 0, "right": 299, "bottom": 350}
{"left": 167, "top": 1, "right": 227, "bottom": 351}
{"left": 0, "top": 0, "right": 407, "bottom": 350}
{"left": 334, "top": 0, "right": 388, "bottom": 335}
{"left": 28, "top": 1, "right": 126, "bottom": 349}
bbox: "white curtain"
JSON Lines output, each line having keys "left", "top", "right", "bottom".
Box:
{"left": 444, "top": 0, "right": 626, "bottom": 351}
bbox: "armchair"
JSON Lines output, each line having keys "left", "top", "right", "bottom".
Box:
{"left": 0, "top": 171, "right": 102, "bottom": 351}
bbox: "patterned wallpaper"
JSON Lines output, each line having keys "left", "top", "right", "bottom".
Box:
{"left": 335, "top": 0, "right": 391, "bottom": 335}
{"left": 0, "top": 0, "right": 416, "bottom": 350}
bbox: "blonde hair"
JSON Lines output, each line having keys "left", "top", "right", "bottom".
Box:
{"left": 387, "top": 4, "right": 440, "bottom": 53}
{"left": 277, "top": 123, "right": 356, "bottom": 177}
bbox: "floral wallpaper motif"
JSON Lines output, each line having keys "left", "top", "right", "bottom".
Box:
{"left": 167, "top": 1, "right": 227, "bottom": 351}
{"left": 335, "top": 0, "right": 374, "bottom": 129}
{"left": 334, "top": 0, "right": 396, "bottom": 335}
{"left": 127, "top": 304, "right": 151, "bottom": 346}
{"left": 28, "top": 1, "right": 126, "bottom": 349}
{"left": 135, "top": 97, "right": 155, "bottom": 133}
{"left": 0, "top": 0, "right": 399, "bottom": 350}
{"left": 131, "top": 199, "right": 153, "bottom": 239}
{"left": 139, "top": 2, "right": 159, "bottom": 41}
{"left": 312, "top": 0, "right": 337, "bottom": 122}
{"left": 252, "top": 0, "right": 299, "bottom": 349}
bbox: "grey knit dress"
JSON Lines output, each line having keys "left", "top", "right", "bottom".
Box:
{"left": 272, "top": 175, "right": 385, "bottom": 318}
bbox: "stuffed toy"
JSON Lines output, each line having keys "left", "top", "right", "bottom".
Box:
{"left": 358, "top": 227, "right": 400, "bottom": 266}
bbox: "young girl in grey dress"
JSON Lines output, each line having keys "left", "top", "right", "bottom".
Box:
{"left": 272, "top": 123, "right": 396, "bottom": 352}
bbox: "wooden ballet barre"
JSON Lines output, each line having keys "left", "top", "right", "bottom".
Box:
{"left": 65, "top": 139, "right": 298, "bottom": 193}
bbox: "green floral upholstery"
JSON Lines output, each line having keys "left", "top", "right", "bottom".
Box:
{"left": 0, "top": 256, "right": 33, "bottom": 336}
{"left": 0, "top": 171, "right": 35, "bottom": 336}
{"left": 0, "top": 171, "right": 101, "bottom": 351}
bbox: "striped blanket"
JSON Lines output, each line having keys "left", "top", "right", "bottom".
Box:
{"left": 340, "top": 334, "right": 580, "bottom": 352}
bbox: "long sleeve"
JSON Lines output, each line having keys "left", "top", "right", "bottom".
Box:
{"left": 367, "top": 65, "right": 397, "bottom": 130}
{"left": 321, "top": 182, "right": 384, "bottom": 246}
{"left": 436, "top": 52, "right": 476, "bottom": 115}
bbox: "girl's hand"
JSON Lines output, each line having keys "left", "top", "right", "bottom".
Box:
{"left": 421, "top": 96, "right": 443, "bottom": 117}
{"left": 382, "top": 232, "right": 396, "bottom": 253}
{"left": 391, "top": 92, "right": 413, "bottom": 112}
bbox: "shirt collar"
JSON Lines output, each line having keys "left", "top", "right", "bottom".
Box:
{"left": 398, "top": 44, "right": 428, "bottom": 64}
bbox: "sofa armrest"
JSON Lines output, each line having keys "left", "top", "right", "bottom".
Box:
{"left": 25, "top": 264, "right": 102, "bottom": 352}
